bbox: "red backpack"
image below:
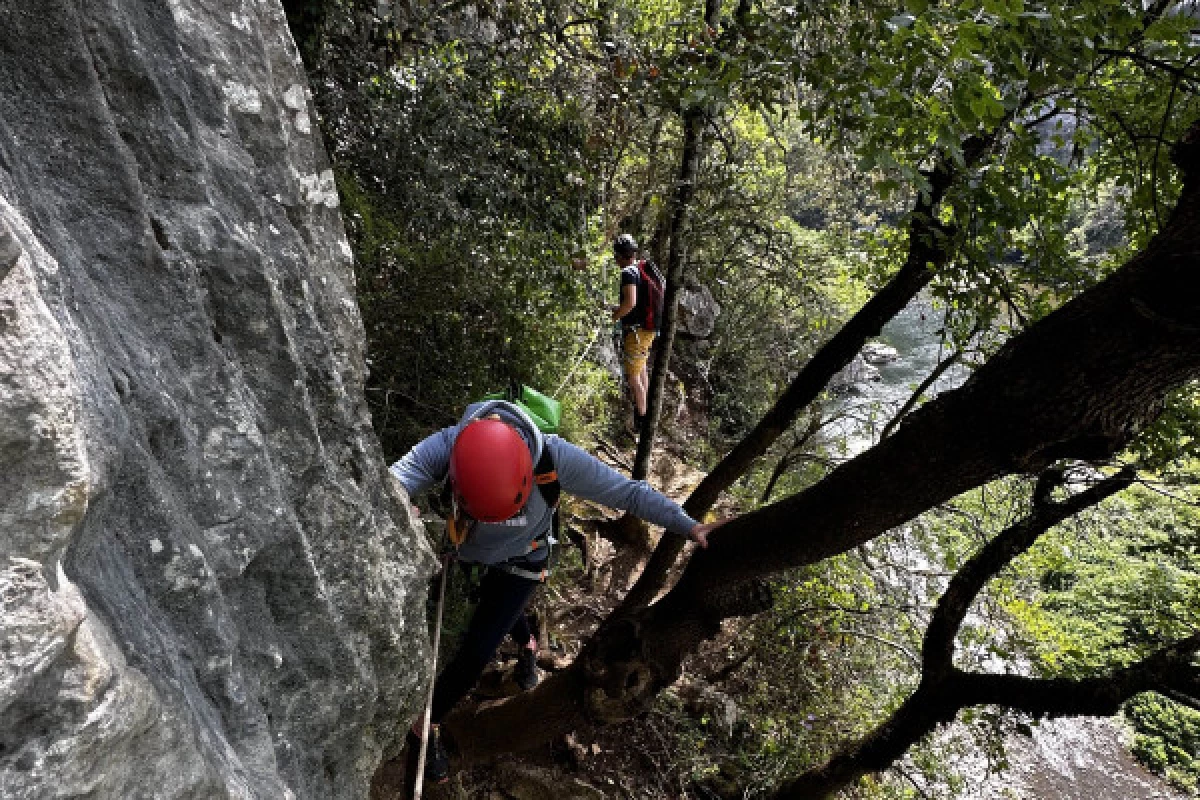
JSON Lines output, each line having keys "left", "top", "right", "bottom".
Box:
{"left": 637, "top": 260, "right": 666, "bottom": 330}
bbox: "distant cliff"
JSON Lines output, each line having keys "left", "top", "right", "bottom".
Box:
{"left": 0, "top": 2, "right": 432, "bottom": 797}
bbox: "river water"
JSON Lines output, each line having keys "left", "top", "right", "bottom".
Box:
{"left": 828, "top": 295, "right": 1186, "bottom": 800}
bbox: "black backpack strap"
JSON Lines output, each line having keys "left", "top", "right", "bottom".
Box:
{"left": 533, "top": 446, "right": 561, "bottom": 549}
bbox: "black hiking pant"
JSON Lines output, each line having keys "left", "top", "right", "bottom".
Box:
{"left": 430, "top": 564, "right": 539, "bottom": 723}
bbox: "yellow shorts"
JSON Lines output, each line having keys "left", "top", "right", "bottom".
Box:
{"left": 622, "top": 328, "right": 656, "bottom": 376}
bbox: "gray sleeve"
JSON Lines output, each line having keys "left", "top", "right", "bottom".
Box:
{"left": 388, "top": 426, "right": 457, "bottom": 497}
{"left": 548, "top": 437, "right": 699, "bottom": 536}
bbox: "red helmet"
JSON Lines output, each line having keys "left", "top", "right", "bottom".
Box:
{"left": 448, "top": 418, "right": 534, "bottom": 522}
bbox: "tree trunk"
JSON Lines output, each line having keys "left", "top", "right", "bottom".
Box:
{"left": 631, "top": 103, "right": 701, "bottom": 483}
{"left": 622, "top": 137, "right": 990, "bottom": 609}
{"left": 631, "top": 0, "right": 722, "bottom": 482}
{"left": 439, "top": 127, "right": 1200, "bottom": 765}
{"left": 607, "top": 0, "right": 721, "bottom": 577}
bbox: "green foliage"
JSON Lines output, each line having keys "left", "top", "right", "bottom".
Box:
{"left": 343, "top": 167, "right": 607, "bottom": 454}
{"left": 787, "top": 0, "right": 1198, "bottom": 346}
{"left": 1130, "top": 383, "right": 1200, "bottom": 477}
{"left": 729, "top": 556, "right": 925, "bottom": 792}
{"left": 1010, "top": 484, "right": 1200, "bottom": 675}
{"left": 308, "top": 4, "right": 619, "bottom": 454}
{"left": 1128, "top": 694, "right": 1200, "bottom": 793}
{"left": 997, "top": 481, "right": 1200, "bottom": 790}
{"left": 682, "top": 111, "right": 876, "bottom": 440}
{"left": 703, "top": 218, "right": 856, "bottom": 438}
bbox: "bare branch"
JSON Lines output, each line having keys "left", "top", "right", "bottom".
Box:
{"left": 1096, "top": 47, "right": 1200, "bottom": 89}
{"left": 840, "top": 629, "right": 921, "bottom": 668}
{"left": 922, "top": 468, "right": 1135, "bottom": 676}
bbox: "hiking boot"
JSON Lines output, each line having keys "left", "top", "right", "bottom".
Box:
{"left": 632, "top": 411, "right": 645, "bottom": 431}
{"left": 406, "top": 725, "right": 449, "bottom": 785}
{"left": 514, "top": 647, "right": 540, "bottom": 690}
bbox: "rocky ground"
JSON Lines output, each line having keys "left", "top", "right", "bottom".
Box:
{"left": 970, "top": 716, "right": 1186, "bottom": 800}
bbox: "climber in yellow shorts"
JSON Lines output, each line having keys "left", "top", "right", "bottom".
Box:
{"left": 609, "top": 234, "right": 665, "bottom": 430}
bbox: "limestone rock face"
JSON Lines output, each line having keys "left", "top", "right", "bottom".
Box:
{"left": 677, "top": 284, "right": 720, "bottom": 338}
{"left": 0, "top": 2, "right": 433, "bottom": 798}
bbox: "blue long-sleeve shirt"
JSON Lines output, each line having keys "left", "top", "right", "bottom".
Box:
{"left": 390, "top": 401, "right": 699, "bottom": 565}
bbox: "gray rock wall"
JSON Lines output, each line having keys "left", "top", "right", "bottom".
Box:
{"left": 676, "top": 284, "right": 719, "bottom": 339}
{"left": 0, "top": 1, "right": 433, "bottom": 798}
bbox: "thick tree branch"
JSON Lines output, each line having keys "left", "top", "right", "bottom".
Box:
{"left": 435, "top": 123, "right": 1200, "bottom": 782}
{"left": 952, "top": 636, "right": 1200, "bottom": 715}
{"left": 768, "top": 634, "right": 1200, "bottom": 800}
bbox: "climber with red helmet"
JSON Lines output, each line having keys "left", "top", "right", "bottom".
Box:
{"left": 447, "top": 416, "right": 533, "bottom": 522}
{"left": 389, "top": 399, "right": 727, "bottom": 785}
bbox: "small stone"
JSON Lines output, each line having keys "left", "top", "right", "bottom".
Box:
{"left": 862, "top": 341, "right": 900, "bottom": 365}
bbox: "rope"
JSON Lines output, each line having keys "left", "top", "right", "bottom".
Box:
{"left": 553, "top": 263, "right": 614, "bottom": 400}
{"left": 553, "top": 318, "right": 607, "bottom": 399}
{"left": 413, "top": 555, "right": 450, "bottom": 800}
